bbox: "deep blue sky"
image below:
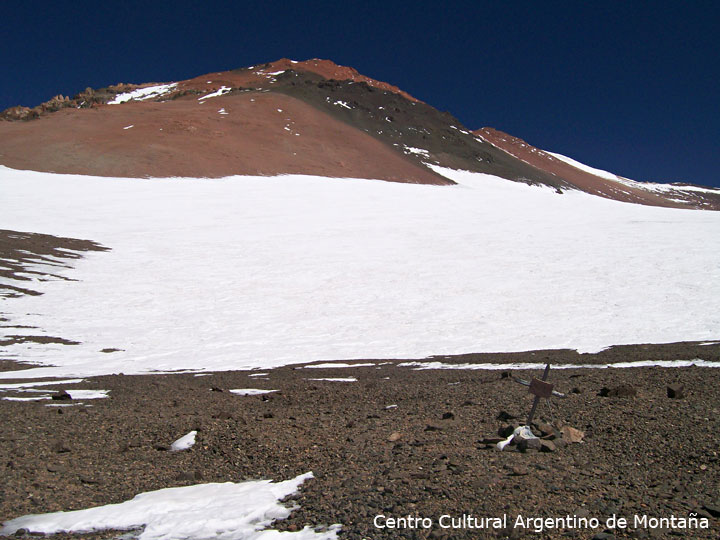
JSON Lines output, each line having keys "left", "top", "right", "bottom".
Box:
{"left": 2, "top": 1, "right": 718, "bottom": 186}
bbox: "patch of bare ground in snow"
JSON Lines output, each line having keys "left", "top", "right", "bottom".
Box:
{"left": 0, "top": 229, "right": 109, "bottom": 361}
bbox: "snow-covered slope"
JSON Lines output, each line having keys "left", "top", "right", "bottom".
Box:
{"left": 1, "top": 165, "right": 719, "bottom": 379}
{"left": 477, "top": 127, "right": 720, "bottom": 209}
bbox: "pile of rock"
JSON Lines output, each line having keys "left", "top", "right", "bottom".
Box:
{"left": 483, "top": 419, "right": 585, "bottom": 453}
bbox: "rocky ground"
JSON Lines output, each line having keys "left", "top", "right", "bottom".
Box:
{"left": 1, "top": 343, "right": 719, "bottom": 540}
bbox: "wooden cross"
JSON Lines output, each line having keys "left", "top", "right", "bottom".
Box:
{"left": 526, "top": 363, "right": 553, "bottom": 425}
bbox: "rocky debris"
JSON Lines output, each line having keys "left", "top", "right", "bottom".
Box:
{"left": 599, "top": 385, "right": 637, "bottom": 398}
{"left": 540, "top": 440, "right": 556, "bottom": 452}
{"left": 517, "top": 437, "right": 542, "bottom": 452}
{"left": 51, "top": 391, "right": 72, "bottom": 401}
{"left": 0, "top": 83, "right": 143, "bottom": 121}
{"left": 387, "top": 432, "right": 402, "bottom": 442}
{"left": 667, "top": 383, "right": 685, "bottom": 399}
{"left": 496, "top": 410, "right": 517, "bottom": 421}
{"left": 561, "top": 426, "right": 585, "bottom": 444}
{"left": 702, "top": 503, "right": 720, "bottom": 517}
{"left": 51, "top": 440, "right": 70, "bottom": 453}
{"left": 1, "top": 345, "right": 720, "bottom": 539}
{"left": 176, "top": 470, "right": 203, "bottom": 482}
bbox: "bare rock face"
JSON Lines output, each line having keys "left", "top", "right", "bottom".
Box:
{"left": 1, "top": 106, "right": 37, "bottom": 121}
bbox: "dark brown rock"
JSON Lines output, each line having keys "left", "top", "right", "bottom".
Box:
{"left": 51, "top": 440, "right": 70, "bottom": 453}
{"left": 540, "top": 440, "right": 557, "bottom": 452}
{"left": 667, "top": 384, "right": 685, "bottom": 399}
{"left": 599, "top": 385, "right": 637, "bottom": 398}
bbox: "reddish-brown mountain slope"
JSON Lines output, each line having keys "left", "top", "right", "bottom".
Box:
{"left": 0, "top": 91, "right": 446, "bottom": 183}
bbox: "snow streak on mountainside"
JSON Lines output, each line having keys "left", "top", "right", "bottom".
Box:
{"left": 1, "top": 165, "right": 719, "bottom": 379}
{"left": 476, "top": 128, "right": 720, "bottom": 209}
{"left": 2, "top": 58, "right": 715, "bottom": 208}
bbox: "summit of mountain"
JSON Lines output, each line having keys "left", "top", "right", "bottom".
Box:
{"left": 1, "top": 58, "right": 718, "bottom": 209}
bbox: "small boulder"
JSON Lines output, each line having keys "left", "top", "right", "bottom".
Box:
{"left": 540, "top": 440, "right": 556, "bottom": 452}
{"left": 599, "top": 385, "right": 636, "bottom": 398}
{"left": 496, "top": 410, "right": 517, "bottom": 421}
{"left": 388, "top": 432, "right": 402, "bottom": 442}
{"left": 51, "top": 440, "right": 70, "bottom": 453}
{"left": 561, "top": 426, "right": 584, "bottom": 444}
{"left": 667, "top": 384, "right": 685, "bottom": 399}
{"left": 517, "top": 438, "right": 542, "bottom": 452}
{"left": 52, "top": 391, "right": 72, "bottom": 401}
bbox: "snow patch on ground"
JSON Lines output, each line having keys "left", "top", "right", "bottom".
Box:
{"left": 198, "top": 86, "right": 231, "bottom": 102}
{"left": 0, "top": 379, "right": 84, "bottom": 389}
{"left": 307, "top": 377, "right": 357, "bottom": 383}
{"left": 169, "top": 430, "right": 196, "bottom": 451}
{"left": 403, "top": 145, "right": 430, "bottom": 158}
{"left": 399, "top": 359, "right": 720, "bottom": 370}
{"left": 108, "top": 84, "right": 177, "bottom": 105}
{"left": 0, "top": 472, "right": 339, "bottom": 540}
{"left": 304, "top": 363, "right": 376, "bottom": 369}
{"left": 0, "top": 166, "right": 719, "bottom": 379}
{"left": 68, "top": 389, "right": 109, "bottom": 399}
{"left": 229, "top": 389, "right": 278, "bottom": 396}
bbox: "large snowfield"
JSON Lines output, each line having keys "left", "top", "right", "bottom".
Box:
{"left": 1, "top": 165, "right": 719, "bottom": 379}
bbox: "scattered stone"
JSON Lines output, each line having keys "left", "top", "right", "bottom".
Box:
{"left": 667, "top": 384, "right": 685, "bottom": 399}
{"left": 517, "top": 437, "right": 542, "bottom": 452}
{"left": 591, "top": 533, "right": 616, "bottom": 540}
{"left": 176, "top": 470, "right": 203, "bottom": 481}
{"left": 210, "top": 386, "right": 224, "bottom": 392}
{"left": 47, "top": 464, "right": 66, "bottom": 473}
{"left": 540, "top": 440, "right": 556, "bottom": 452}
{"left": 51, "top": 440, "right": 70, "bottom": 453}
{"left": 51, "top": 391, "right": 72, "bottom": 401}
{"left": 388, "top": 432, "right": 402, "bottom": 442}
{"left": 461, "top": 400, "right": 476, "bottom": 406}
{"left": 496, "top": 410, "right": 517, "bottom": 421}
{"left": 424, "top": 424, "right": 442, "bottom": 432}
{"left": 79, "top": 475, "right": 100, "bottom": 485}
{"left": 561, "top": 426, "right": 584, "bottom": 444}
{"left": 505, "top": 465, "right": 529, "bottom": 476}
{"left": 703, "top": 503, "right": 720, "bottom": 517}
{"left": 441, "top": 411, "right": 454, "bottom": 420}
{"left": 599, "top": 385, "right": 636, "bottom": 398}
{"left": 498, "top": 425, "right": 517, "bottom": 437}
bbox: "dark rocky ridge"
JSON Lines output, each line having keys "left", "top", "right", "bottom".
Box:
{"left": 270, "top": 70, "right": 571, "bottom": 190}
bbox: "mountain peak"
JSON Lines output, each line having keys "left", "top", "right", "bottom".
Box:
{"left": 0, "top": 60, "right": 718, "bottom": 209}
